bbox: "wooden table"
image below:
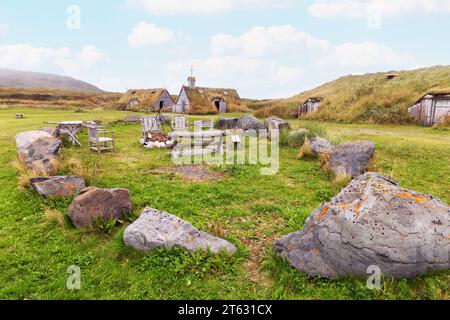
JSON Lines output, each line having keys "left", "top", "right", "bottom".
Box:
{"left": 45, "top": 121, "right": 84, "bottom": 146}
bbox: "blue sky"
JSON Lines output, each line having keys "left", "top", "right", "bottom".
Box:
{"left": 1, "top": 0, "right": 450, "bottom": 98}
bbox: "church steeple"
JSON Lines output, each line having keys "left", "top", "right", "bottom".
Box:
{"left": 187, "top": 66, "right": 196, "bottom": 89}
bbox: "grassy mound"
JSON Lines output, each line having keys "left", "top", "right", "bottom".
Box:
{"left": 255, "top": 65, "right": 450, "bottom": 124}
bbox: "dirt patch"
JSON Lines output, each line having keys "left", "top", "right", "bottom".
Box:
{"left": 152, "top": 165, "right": 224, "bottom": 182}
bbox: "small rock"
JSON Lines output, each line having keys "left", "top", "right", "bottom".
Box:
{"left": 310, "top": 137, "right": 333, "bottom": 155}
{"left": 289, "top": 128, "right": 308, "bottom": 137}
{"left": 123, "top": 115, "right": 142, "bottom": 123}
{"left": 264, "top": 116, "right": 291, "bottom": 138}
{"left": 30, "top": 176, "right": 86, "bottom": 198}
{"left": 68, "top": 188, "right": 132, "bottom": 228}
{"left": 328, "top": 141, "right": 374, "bottom": 177}
{"left": 124, "top": 207, "right": 237, "bottom": 255}
{"left": 274, "top": 173, "right": 450, "bottom": 279}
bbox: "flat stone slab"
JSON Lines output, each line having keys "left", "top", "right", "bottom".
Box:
{"left": 274, "top": 173, "right": 450, "bottom": 279}
{"left": 68, "top": 188, "right": 132, "bottom": 228}
{"left": 30, "top": 176, "right": 86, "bottom": 198}
{"left": 124, "top": 207, "right": 237, "bottom": 255}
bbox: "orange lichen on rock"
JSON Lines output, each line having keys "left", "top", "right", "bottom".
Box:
{"left": 395, "top": 192, "right": 429, "bottom": 204}
{"left": 316, "top": 206, "right": 329, "bottom": 220}
{"left": 354, "top": 203, "right": 362, "bottom": 217}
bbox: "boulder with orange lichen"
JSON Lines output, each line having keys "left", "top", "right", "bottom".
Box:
{"left": 274, "top": 172, "right": 450, "bottom": 279}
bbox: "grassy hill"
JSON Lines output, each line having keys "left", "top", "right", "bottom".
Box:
{"left": 0, "top": 87, "right": 122, "bottom": 110}
{"left": 0, "top": 68, "right": 103, "bottom": 93}
{"left": 254, "top": 65, "right": 450, "bottom": 124}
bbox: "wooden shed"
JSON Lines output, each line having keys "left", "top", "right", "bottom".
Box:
{"left": 119, "top": 89, "right": 175, "bottom": 112}
{"left": 298, "top": 97, "right": 323, "bottom": 118}
{"left": 408, "top": 91, "right": 450, "bottom": 126}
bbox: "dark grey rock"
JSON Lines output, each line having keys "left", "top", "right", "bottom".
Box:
{"left": 274, "top": 173, "right": 450, "bottom": 279}
{"left": 68, "top": 188, "right": 132, "bottom": 228}
{"left": 328, "top": 141, "right": 374, "bottom": 177}
{"left": 218, "top": 117, "right": 239, "bottom": 129}
{"left": 124, "top": 207, "right": 237, "bottom": 255}
{"left": 30, "top": 176, "right": 86, "bottom": 198}
{"left": 237, "top": 115, "right": 265, "bottom": 131}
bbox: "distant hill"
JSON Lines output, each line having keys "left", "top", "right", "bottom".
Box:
{"left": 254, "top": 65, "right": 450, "bottom": 124}
{"left": 0, "top": 68, "right": 103, "bottom": 93}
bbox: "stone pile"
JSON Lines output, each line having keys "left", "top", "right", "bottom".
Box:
{"left": 140, "top": 132, "right": 175, "bottom": 149}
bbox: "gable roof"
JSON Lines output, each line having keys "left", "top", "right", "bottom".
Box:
{"left": 179, "top": 86, "right": 241, "bottom": 114}
{"left": 119, "top": 88, "right": 173, "bottom": 109}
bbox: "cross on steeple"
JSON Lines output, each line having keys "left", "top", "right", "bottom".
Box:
{"left": 190, "top": 66, "right": 194, "bottom": 78}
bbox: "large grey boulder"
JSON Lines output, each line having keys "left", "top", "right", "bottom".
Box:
{"left": 310, "top": 137, "right": 333, "bottom": 155}
{"left": 274, "top": 173, "right": 450, "bottom": 279}
{"left": 328, "top": 141, "right": 374, "bottom": 177}
{"left": 264, "top": 116, "right": 290, "bottom": 138}
{"left": 30, "top": 176, "right": 86, "bottom": 198}
{"left": 237, "top": 115, "right": 265, "bottom": 131}
{"left": 15, "top": 130, "right": 62, "bottom": 173}
{"left": 124, "top": 207, "right": 237, "bottom": 255}
{"left": 68, "top": 188, "right": 132, "bottom": 228}
{"left": 218, "top": 117, "right": 239, "bottom": 129}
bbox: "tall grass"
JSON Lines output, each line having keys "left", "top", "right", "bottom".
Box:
{"left": 12, "top": 156, "right": 59, "bottom": 189}
{"left": 280, "top": 122, "right": 327, "bottom": 148}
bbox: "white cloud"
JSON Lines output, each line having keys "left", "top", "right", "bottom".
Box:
{"left": 308, "top": 0, "right": 367, "bottom": 18}
{"left": 309, "top": 0, "right": 450, "bottom": 19}
{"left": 165, "top": 25, "right": 416, "bottom": 98}
{"left": 317, "top": 41, "right": 414, "bottom": 70}
{"left": 0, "top": 44, "right": 109, "bottom": 74}
{"left": 128, "top": 22, "right": 175, "bottom": 48}
{"left": 166, "top": 56, "right": 306, "bottom": 98}
{"left": 56, "top": 45, "right": 110, "bottom": 74}
{"left": 126, "top": 0, "right": 298, "bottom": 15}
{"left": 273, "top": 66, "right": 304, "bottom": 85}
{"left": 211, "top": 25, "right": 330, "bottom": 58}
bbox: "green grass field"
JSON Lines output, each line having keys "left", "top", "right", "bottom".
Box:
{"left": 0, "top": 107, "right": 449, "bottom": 300}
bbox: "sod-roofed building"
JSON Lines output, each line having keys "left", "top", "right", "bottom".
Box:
{"left": 297, "top": 97, "right": 323, "bottom": 118}
{"left": 173, "top": 75, "right": 241, "bottom": 114}
{"left": 408, "top": 90, "right": 450, "bottom": 126}
{"left": 119, "top": 89, "right": 175, "bottom": 112}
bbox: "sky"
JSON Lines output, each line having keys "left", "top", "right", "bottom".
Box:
{"left": 1, "top": 0, "right": 450, "bottom": 99}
